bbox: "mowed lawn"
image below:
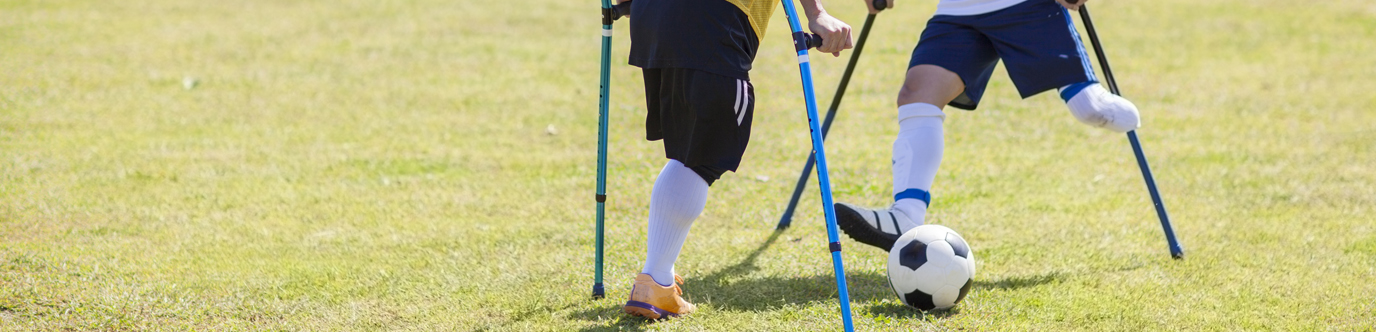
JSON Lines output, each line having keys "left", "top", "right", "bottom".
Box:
{"left": 3, "top": 0, "right": 1374, "bottom": 330}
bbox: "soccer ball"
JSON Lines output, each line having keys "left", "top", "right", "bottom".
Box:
{"left": 887, "top": 224, "right": 975, "bottom": 311}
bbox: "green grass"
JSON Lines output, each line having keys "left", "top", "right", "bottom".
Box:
{"left": 3, "top": 0, "right": 1375, "bottom": 330}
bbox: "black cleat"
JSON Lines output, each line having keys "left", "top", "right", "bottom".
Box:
{"left": 834, "top": 202, "right": 915, "bottom": 251}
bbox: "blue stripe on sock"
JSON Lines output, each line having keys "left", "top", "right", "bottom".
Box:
{"left": 1060, "top": 81, "right": 1097, "bottom": 102}
{"left": 894, "top": 188, "right": 931, "bottom": 207}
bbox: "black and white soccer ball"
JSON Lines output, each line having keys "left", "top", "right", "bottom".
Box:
{"left": 887, "top": 224, "right": 975, "bottom": 311}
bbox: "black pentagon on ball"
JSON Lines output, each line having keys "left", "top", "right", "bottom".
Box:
{"left": 904, "top": 290, "right": 937, "bottom": 311}
{"left": 897, "top": 240, "right": 928, "bottom": 270}
{"left": 946, "top": 232, "right": 970, "bottom": 259}
{"left": 956, "top": 278, "right": 973, "bottom": 304}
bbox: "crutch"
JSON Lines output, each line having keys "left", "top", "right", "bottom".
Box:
{"left": 1070, "top": 1, "right": 1185, "bottom": 259}
{"left": 777, "top": 1, "right": 859, "bottom": 329}
{"left": 593, "top": 0, "right": 632, "bottom": 300}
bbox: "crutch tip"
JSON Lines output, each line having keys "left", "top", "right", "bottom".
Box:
{"left": 592, "top": 283, "right": 606, "bottom": 299}
{"left": 776, "top": 213, "right": 795, "bottom": 230}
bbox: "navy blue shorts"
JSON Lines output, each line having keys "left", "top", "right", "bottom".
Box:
{"left": 909, "top": 0, "right": 1097, "bottom": 110}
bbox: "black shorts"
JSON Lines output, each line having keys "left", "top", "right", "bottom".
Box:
{"left": 643, "top": 67, "right": 754, "bottom": 181}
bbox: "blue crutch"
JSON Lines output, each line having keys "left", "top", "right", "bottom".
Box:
{"left": 777, "top": 0, "right": 888, "bottom": 229}
{"left": 777, "top": 1, "right": 857, "bottom": 329}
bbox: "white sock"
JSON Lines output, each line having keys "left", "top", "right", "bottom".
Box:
{"left": 891, "top": 103, "right": 944, "bottom": 229}
{"left": 641, "top": 159, "right": 709, "bottom": 286}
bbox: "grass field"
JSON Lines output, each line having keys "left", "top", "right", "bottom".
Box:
{"left": 3, "top": 0, "right": 1376, "bottom": 330}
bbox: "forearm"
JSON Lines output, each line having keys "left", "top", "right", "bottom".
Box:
{"left": 796, "top": 0, "right": 828, "bottom": 21}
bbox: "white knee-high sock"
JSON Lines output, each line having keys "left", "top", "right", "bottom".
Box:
{"left": 641, "top": 159, "right": 709, "bottom": 286}
{"left": 892, "top": 103, "right": 945, "bottom": 228}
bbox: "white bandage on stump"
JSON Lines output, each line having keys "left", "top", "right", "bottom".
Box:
{"left": 1064, "top": 84, "right": 1141, "bottom": 133}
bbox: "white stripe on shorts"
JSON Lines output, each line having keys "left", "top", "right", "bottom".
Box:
{"left": 736, "top": 81, "right": 748, "bottom": 125}
{"left": 733, "top": 79, "right": 744, "bottom": 115}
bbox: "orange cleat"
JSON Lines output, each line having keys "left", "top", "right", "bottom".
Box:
{"left": 623, "top": 273, "right": 694, "bottom": 319}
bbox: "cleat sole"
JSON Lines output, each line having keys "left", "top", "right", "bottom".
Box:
{"left": 624, "top": 301, "right": 678, "bottom": 320}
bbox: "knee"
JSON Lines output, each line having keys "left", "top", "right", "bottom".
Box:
{"left": 688, "top": 165, "right": 725, "bottom": 186}
{"left": 1063, "top": 83, "right": 1141, "bottom": 132}
{"left": 897, "top": 65, "right": 964, "bottom": 106}
{"left": 896, "top": 82, "right": 924, "bottom": 104}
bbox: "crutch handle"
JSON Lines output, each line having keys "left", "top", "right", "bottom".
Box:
{"left": 873, "top": 0, "right": 888, "bottom": 11}
{"left": 803, "top": 33, "right": 824, "bottom": 49}
{"left": 605, "top": 1, "right": 632, "bottom": 22}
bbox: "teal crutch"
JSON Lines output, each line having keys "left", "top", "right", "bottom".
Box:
{"left": 593, "top": 0, "right": 630, "bottom": 300}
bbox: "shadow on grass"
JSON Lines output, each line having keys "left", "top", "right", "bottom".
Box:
{"left": 856, "top": 272, "right": 1062, "bottom": 320}
{"left": 567, "top": 230, "right": 1075, "bottom": 328}
{"left": 565, "top": 230, "right": 889, "bottom": 330}
{"left": 567, "top": 303, "right": 652, "bottom": 332}
{"left": 686, "top": 230, "right": 895, "bottom": 311}
{"left": 973, "top": 271, "right": 1063, "bottom": 291}
{"left": 861, "top": 270, "right": 1067, "bottom": 320}
{"left": 866, "top": 302, "right": 961, "bottom": 320}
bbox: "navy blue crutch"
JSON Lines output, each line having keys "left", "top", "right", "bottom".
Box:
{"left": 593, "top": 0, "right": 631, "bottom": 300}
{"left": 778, "top": 0, "right": 887, "bottom": 230}
{"left": 777, "top": 1, "right": 857, "bottom": 329}
{"left": 1070, "top": 2, "right": 1185, "bottom": 259}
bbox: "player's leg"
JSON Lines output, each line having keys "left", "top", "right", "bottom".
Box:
{"left": 835, "top": 17, "right": 999, "bottom": 251}
{"left": 641, "top": 158, "right": 708, "bottom": 286}
{"left": 626, "top": 68, "right": 752, "bottom": 319}
{"left": 626, "top": 158, "right": 704, "bottom": 320}
{"left": 888, "top": 65, "right": 962, "bottom": 226}
{"left": 984, "top": 0, "right": 1139, "bottom": 132}
{"left": 836, "top": 67, "right": 961, "bottom": 250}
{"left": 1059, "top": 80, "right": 1139, "bottom": 132}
